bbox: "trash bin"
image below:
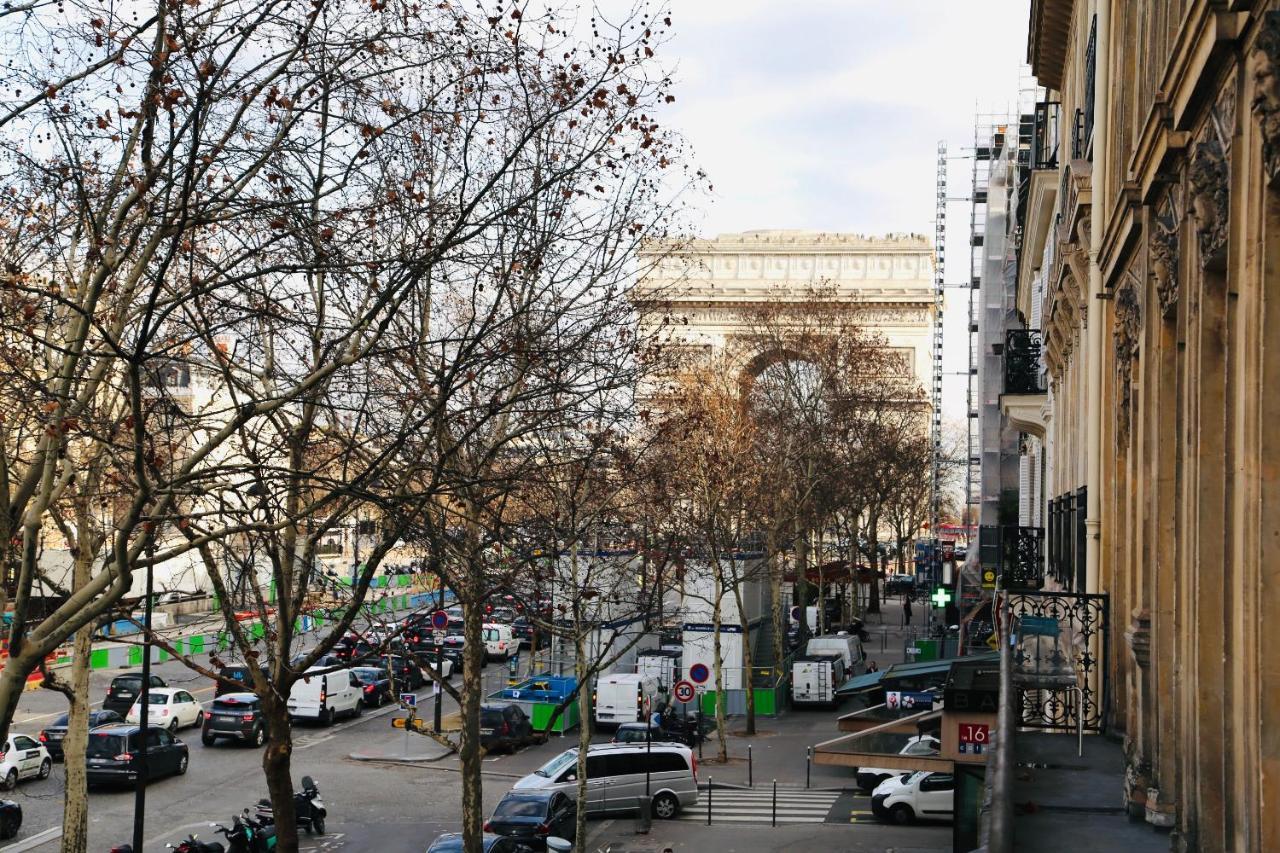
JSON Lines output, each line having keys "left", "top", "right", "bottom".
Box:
{"left": 634, "top": 795, "right": 651, "bottom": 834}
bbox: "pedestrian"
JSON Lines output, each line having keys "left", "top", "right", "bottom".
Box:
{"left": 866, "top": 660, "right": 879, "bottom": 673}
{"left": 904, "top": 595, "right": 914, "bottom": 626}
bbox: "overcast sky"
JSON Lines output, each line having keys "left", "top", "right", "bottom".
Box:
{"left": 646, "top": 0, "right": 1031, "bottom": 426}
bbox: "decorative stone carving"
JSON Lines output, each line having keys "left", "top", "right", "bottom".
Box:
{"left": 1125, "top": 607, "right": 1152, "bottom": 670}
{"left": 1189, "top": 74, "right": 1235, "bottom": 268}
{"left": 1114, "top": 268, "right": 1142, "bottom": 443}
{"left": 1249, "top": 12, "right": 1280, "bottom": 186}
{"left": 1150, "top": 187, "right": 1182, "bottom": 318}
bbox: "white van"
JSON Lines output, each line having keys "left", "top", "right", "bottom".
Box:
{"left": 287, "top": 666, "right": 364, "bottom": 725}
{"left": 594, "top": 674, "right": 664, "bottom": 727}
{"left": 792, "top": 651, "right": 846, "bottom": 707}
{"left": 805, "top": 634, "right": 865, "bottom": 675}
{"left": 635, "top": 649, "right": 681, "bottom": 691}
{"left": 512, "top": 742, "right": 698, "bottom": 819}
{"left": 482, "top": 623, "right": 517, "bottom": 662}
{"left": 871, "top": 770, "right": 954, "bottom": 824}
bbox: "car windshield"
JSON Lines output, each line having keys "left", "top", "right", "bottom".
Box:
{"left": 86, "top": 733, "right": 127, "bottom": 758}
{"left": 113, "top": 676, "right": 142, "bottom": 690}
{"left": 352, "top": 669, "right": 380, "bottom": 684}
{"left": 534, "top": 749, "right": 577, "bottom": 778}
{"left": 480, "top": 710, "right": 504, "bottom": 726}
{"left": 212, "top": 699, "right": 256, "bottom": 712}
{"left": 141, "top": 693, "right": 169, "bottom": 705}
{"left": 493, "top": 796, "right": 547, "bottom": 818}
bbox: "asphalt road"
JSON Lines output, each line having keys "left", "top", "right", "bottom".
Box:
{"left": 0, "top": 619, "right": 950, "bottom": 853}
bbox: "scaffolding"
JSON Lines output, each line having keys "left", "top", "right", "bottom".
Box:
{"left": 930, "top": 141, "right": 946, "bottom": 542}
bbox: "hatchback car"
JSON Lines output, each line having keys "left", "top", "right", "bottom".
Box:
{"left": 202, "top": 693, "right": 271, "bottom": 747}
{"left": 479, "top": 704, "right": 535, "bottom": 754}
{"left": 484, "top": 790, "right": 575, "bottom": 848}
{"left": 103, "top": 674, "right": 166, "bottom": 715}
{"left": 39, "top": 709, "right": 124, "bottom": 761}
{"left": 425, "top": 833, "right": 535, "bottom": 853}
{"left": 0, "top": 735, "right": 50, "bottom": 789}
{"left": 350, "top": 667, "right": 395, "bottom": 707}
{"left": 125, "top": 688, "right": 205, "bottom": 732}
{"left": 611, "top": 723, "right": 674, "bottom": 745}
{"left": 871, "top": 770, "right": 954, "bottom": 824}
{"left": 86, "top": 725, "right": 188, "bottom": 786}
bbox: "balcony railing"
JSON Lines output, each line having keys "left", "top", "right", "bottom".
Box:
{"left": 1004, "top": 329, "right": 1045, "bottom": 394}
{"left": 1079, "top": 15, "right": 1096, "bottom": 160}
{"left": 1031, "top": 101, "right": 1061, "bottom": 171}
{"left": 1001, "top": 525, "right": 1045, "bottom": 590}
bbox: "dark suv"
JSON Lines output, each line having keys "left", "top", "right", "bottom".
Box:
{"left": 479, "top": 704, "right": 535, "bottom": 754}
{"left": 103, "top": 674, "right": 166, "bottom": 715}
{"left": 86, "top": 725, "right": 188, "bottom": 786}
{"left": 202, "top": 693, "right": 270, "bottom": 747}
{"left": 381, "top": 655, "right": 425, "bottom": 691}
{"left": 215, "top": 664, "right": 270, "bottom": 697}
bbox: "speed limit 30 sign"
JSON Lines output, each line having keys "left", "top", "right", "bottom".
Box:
{"left": 673, "top": 680, "right": 696, "bottom": 704}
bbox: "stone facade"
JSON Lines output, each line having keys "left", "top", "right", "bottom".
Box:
{"left": 1024, "top": 2, "right": 1280, "bottom": 850}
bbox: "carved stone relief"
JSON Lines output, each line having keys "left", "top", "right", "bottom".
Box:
{"left": 1249, "top": 11, "right": 1280, "bottom": 186}
{"left": 1151, "top": 185, "right": 1182, "bottom": 318}
{"left": 1189, "top": 71, "right": 1235, "bottom": 269}
{"left": 1114, "top": 266, "right": 1143, "bottom": 444}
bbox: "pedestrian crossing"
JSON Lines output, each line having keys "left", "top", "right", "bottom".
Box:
{"left": 676, "top": 787, "right": 847, "bottom": 825}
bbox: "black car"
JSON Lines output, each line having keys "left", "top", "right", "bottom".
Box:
{"left": 441, "top": 637, "right": 487, "bottom": 670}
{"left": 479, "top": 704, "right": 535, "bottom": 754}
{"left": 425, "top": 833, "right": 535, "bottom": 853}
{"left": 86, "top": 725, "right": 188, "bottom": 786}
{"left": 511, "top": 618, "right": 535, "bottom": 649}
{"left": 202, "top": 693, "right": 270, "bottom": 747}
{"left": 103, "top": 674, "right": 166, "bottom": 715}
{"left": 350, "top": 667, "right": 395, "bottom": 707}
{"left": 334, "top": 638, "right": 380, "bottom": 665}
{"left": 381, "top": 655, "right": 425, "bottom": 691}
{"left": 39, "top": 710, "right": 124, "bottom": 761}
{"left": 215, "top": 664, "right": 270, "bottom": 697}
{"left": 485, "top": 790, "right": 575, "bottom": 848}
{"left": 0, "top": 800, "right": 20, "bottom": 840}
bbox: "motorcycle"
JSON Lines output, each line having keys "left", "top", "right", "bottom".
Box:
{"left": 209, "top": 813, "right": 275, "bottom": 853}
{"left": 166, "top": 835, "right": 224, "bottom": 853}
{"left": 254, "top": 775, "right": 326, "bottom": 835}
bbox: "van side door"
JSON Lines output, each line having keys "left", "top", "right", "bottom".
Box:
{"left": 917, "top": 772, "right": 954, "bottom": 816}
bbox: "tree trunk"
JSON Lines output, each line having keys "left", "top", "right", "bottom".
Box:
{"left": 866, "top": 512, "right": 881, "bottom": 615}
{"left": 738, "top": 601, "right": 755, "bottom": 737}
{"left": 459, "top": 587, "right": 486, "bottom": 853}
{"left": 767, "top": 542, "right": 785, "bottom": 689}
{"left": 572, "top": 627, "right": 591, "bottom": 847}
{"left": 260, "top": 694, "right": 299, "bottom": 853}
{"left": 59, "top": 617, "right": 93, "bottom": 853}
{"left": 711, "top": 567, "right": 728, "bottom": 764}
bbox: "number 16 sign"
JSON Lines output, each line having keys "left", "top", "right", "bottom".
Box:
{"left": 958, "top": 722, "right": 989, "bottom": 754}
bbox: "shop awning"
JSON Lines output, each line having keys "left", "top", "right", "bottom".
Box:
{"left": 836, "top": 651, "right": 999, "bottom": 696}
{"left": 836, "top": 669, "right": 885, "bottom": 694}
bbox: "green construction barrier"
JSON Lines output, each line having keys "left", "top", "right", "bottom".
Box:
{"left": 172, "top": 639, "right": 184, "bottom": 657}
{"left": 911, "top": 638, "right": 939, "bottom": 662}
{"left": 128, "top": 646, "right": 143, "bottom": 666}
{"left": 189, "top": 636, "right": 204, "bottom": 655}
{"left": 531, "top": 700, "right": 579, "bottom": 734}
{"left": 752, "top": 686, "right": 777, "bottom": 717}
{"left": 251, "top": 623, "right": 265, "bottom": 641}
{"left": 90, "top": 648, "right": 110, "bottom": 670}
{"left": 157, "top": 648, "right": 169, "bottom": 663}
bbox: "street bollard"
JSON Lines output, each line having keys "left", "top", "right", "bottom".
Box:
{"left": 707, "top": 777, "right": 712, "bottom": 826}
{"left": 748, "top": 744, "right": 753, "bottom": 788}
{"left": 772, "top": 779, "right": 777, "bottom": 827}
{"left": 806, "top": 746, "right": 812, "bottom": 789}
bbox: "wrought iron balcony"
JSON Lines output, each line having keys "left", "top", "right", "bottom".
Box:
{"left": 1031, "top": 101, "right": 1061, "bottom": 171}
{"left": 1004, "top": 329, "right": 1045, "bottom": 394}
{"left": 1001, "top": 525, "right": 1045, "bottom": 590}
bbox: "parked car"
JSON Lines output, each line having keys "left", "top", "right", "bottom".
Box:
{"left": 381, "top": 654, "right": 426, "bottom": 691}
{"left": 480, "top": 704, "right": 536, "bottom": 753}
{"left": 425, "top": 833, "right": 535, "bottom": 853}
{"left": 215, "top": 663, "right": 271, "bottom": 697}
{"left": 291, "top": 651, "right": 346, "bottom": 670}
{"left": 487, "top": 606, "right": 517, "bottom": 625}
{"left": 0, "top": 735, "right": 50, "bottom": 789}
{"left": 350, "top": 667, "right": 395, "bottom": 707}
{"left": 611, "top": 723, "right": 671, "bottom": 745}
{"left": 593, "top": 673, "right": 664, "bottom": 727}
{"left": 201, "top": 693, "right": 271, "bottom": 747}
{"left": 287, "top": 666, "right": 363, "bottom": 725}
{"left": 441, "top": 636, "right": 486, "bottom": 670}
{"left": 0, "top": 800, "right": 20, "bottom": 839}
{"left": 482, "top": 624, "right": 517, "bottom": 662}
{"left": 513, "top": 742, "right": 698, "bottom": 820}
{"left": 484, "top": 789, "right": 576, "bottom": 847}
{"left": 39, "top": 710, "right": 124, "bottom": 761}
{"left": 855, "top": 735, "right": 941, "bottom": 792}
{"left": 511, "top": 617, "right": 535, "bottom": 649}
{"left": 103, "top": 673, "right": 166, "bottom": 715}
{"left": 125, "top": 688, "right": 205, "bottom": 732}
{"left": 871, "top": 770, "right": 954, "bottom": 824}
{"left": 333, "top": 638, "right": 380, "bottom": 664}
{"left": 86, "top": 725, "right": 189, "bottom": 787}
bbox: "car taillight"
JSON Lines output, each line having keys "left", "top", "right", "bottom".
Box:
{"left": 38, "top": 733, "right": 46, "bottom": 742}
{"left": 115, "top": 753, "right": 132, "bottom": 761}
{"left": 243, "top": 713, "right": 254, "bottom": 722}
{"left": 320, "top": 690, "right": 326, "bottom": 703}
{"left": 691, "top": 754, "right": 698, "bottom": 779}
{"left": 537, "top": 823, "right": 550, "bottom": 834}
{"left": 501, "top": 723, "right": 510, "bottom": 735}
{"left": 161, "top": 709, "right": 170, "bottom": 716}
{"left": 482, "top": 821, "right": 492, "bottom": 832}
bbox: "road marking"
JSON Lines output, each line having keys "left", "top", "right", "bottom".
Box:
{"left": 0, "top": 826, "right": 61, "bottom": 852}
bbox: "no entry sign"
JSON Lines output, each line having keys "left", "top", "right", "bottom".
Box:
{"left": 688, "top": 662, "right": 710, "bottom": 684}
{"left": 673, "top": 680, "right": 696, "bottom": 703}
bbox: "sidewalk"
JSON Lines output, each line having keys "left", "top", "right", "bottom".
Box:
{"left": 1011, "top": 731, "right": 1167, "bottom": 853}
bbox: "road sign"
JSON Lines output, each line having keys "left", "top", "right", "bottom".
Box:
{"left": 401, "top": 692, "right": 417, "bottom": 708}
{"left": 431, "top": 610, "right": 449, "bottom": 630}
{"left": 673, "top": 680, "right": 696, "bottom": 703}
{"left": 981, "top": 568, "right": 997, "bottom": 590}
{"left": 432, "top": 630, "right": 445, "bottom": 645}
{"left": 985, "top": 632, "right": 1000, "bottom": 651}
{"left": 688, "top": 663, "right": 710, "bottom": 684}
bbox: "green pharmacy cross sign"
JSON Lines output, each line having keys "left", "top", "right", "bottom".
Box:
{"left": 931, "top": 587, "right": 952, "bottom": 609}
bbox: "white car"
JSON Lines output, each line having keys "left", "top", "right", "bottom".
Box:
{"left": 855, "top": 735, "right": 940, "bottom": 792}
{"left": 0, "top": 734, "right": 51, "bottom": 788}
{"left": 871, "top": 770, "right": 954, "bottom": 824}
{"left": 126, "top": 688, "right": 205, "bottom": 732}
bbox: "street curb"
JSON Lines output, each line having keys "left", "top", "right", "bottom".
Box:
{"left": 348, "top": 751, "right": 453, "bottom": 763}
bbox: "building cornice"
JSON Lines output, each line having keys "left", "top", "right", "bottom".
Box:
{"left": 1028, "top": 0, "right": 1075, "bottom": 91}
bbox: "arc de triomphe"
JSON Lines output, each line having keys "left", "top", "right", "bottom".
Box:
{"left": 634, "top": 230, "right": 936, "bottom": 384}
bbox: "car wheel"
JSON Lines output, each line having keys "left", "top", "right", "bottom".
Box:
{"left": 3, "top": 769, "right": 17, "bottom": 790}
{"left": 253, "top": 727, "right": 265, "bottom": 748}
{"left": 168, "top": 719, "right": 179, "bottom": 733}
{"left": 312, "top": 813, "right": 325, "bottom": 835}
{"left": 176, "top": 753, "right": 188, "bottom": 776}
{"left": 651, "top": 792, "right": 679, "bottom": 820}
{"left": 38, "top": 758, "right": 50, "bottom": 779}
{"left": 195, "top": 710, "right": 205, "bottom": 728}
{"left": 201, "top": 731, "right": 216, "bottom": 747}
{"left": 320, "top": 707, "right": 335, "bottom": 726}
{"left": 889, "top": 803, "right": 915, "bottom": 825}
{"left": 354, "top": 699, "right": 364, "bottom": 717}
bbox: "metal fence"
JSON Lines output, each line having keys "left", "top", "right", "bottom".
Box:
{"left": 1006, "top": 590, "right": 1109, "bottom": 733}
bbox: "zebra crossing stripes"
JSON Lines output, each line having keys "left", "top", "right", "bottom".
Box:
{"left": 677, "top": 787, "right": 844, "bottom": 824}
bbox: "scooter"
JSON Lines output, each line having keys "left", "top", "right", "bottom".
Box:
{"left": 210, "top": 813, "right": 275, "bottom": 853}
{"left": 166, "top": 834, "right": 225, "bottom": 853}
{"left": 253, "top": 775, "right": 326, "bottom": 835}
